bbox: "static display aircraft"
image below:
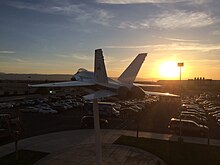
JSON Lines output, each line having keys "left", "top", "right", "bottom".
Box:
{"left": 29, "top": 49, "right": 179, "bottom": 100}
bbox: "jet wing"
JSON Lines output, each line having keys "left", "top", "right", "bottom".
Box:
{"left": 145, "top": 91, "right": 180, "bottom": 97}
{"left": 83, "top": 90, "right": 117, "bottom": 100}
{"left": 28, "top": 81, "right": 96, "bottom": 88}
{"left": 134, "top": 83, "right": 161, "bottom": 87}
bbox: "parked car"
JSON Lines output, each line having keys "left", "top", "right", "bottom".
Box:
{"left": 0, "top": 114, "right": 11, "bottom": 139}
{"left": 217, "top": 119, "right": 220, "bottom": 127}
{"left": 168, "top": 118, "right": 209, "bottom": 136}
{"left": 81, "top": 116, "right": 108, "bottom": 128}
{"left": 208, "top": 110, "right": 220, "bottom": 116}
{"left": 185, "top": 109, "right": 206, "bottom": 116}
{"left": 0, "top": 114, "right": 10, "bottom": 129}
{"left": 181, "top": 111, "right": 207, "bottom": 120}
{"left": 179, "top": 114, "right": 208, "bottom": 125}
{"left": 84, "top": 102, "right": 120, "bottom": 117}
{"left": 207, "top": 107, "right": 220, "bottom": 113}
{"left": 39, "top": 107, "right": 58, "bottom": 114}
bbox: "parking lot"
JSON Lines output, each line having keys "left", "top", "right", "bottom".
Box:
{"left": 1, "top": 92, "right": 220, "bottom": 146}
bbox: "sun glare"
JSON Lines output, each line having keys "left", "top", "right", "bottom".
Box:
{"left": 159, "top": 61, "right": 179, "bottom": 79}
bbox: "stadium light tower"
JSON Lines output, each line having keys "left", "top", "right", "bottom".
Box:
{"left": 177, "top": 62, "right": 184, "bottom": 142}
{"left": 177, "top": 62, "right": 184, "bottom": 84}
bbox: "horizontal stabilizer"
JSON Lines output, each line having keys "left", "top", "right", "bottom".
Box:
{"left": 83, "top": 90, "right": 117, "bottom": 100}
{"left": 134, "top": 83, "right": 161, "bottom": 87}
{"left": 29, "top": 81, "right": 96, "bottom": 88}
{"left": 145, "top": 91, "right": 180, "bottom": 97}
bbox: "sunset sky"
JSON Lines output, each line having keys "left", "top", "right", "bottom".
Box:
{"left": 0, "top": 0, "right": 220, "bottom": 80}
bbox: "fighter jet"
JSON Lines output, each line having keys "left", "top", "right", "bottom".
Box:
{"left": 29, "top": 49, "right": 179, "bottom": 100}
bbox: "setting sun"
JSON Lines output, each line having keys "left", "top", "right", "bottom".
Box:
{"left": 159, "top": 61, "right": 179, "bottom": 79}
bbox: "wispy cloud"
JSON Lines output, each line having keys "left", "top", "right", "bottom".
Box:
{"left": 9, "top": 1, "right": 215, "bottom": 30}
{"left": 56, "top": 54, "right": 71, "bottom": 58}
{"left": 105, "top": 56, "right": 117, "bottom": 63}
{"left": 118, "top": 10, "right": 217, "bottom": 29}
{"left": 9, "top": 1, "right": 113, "bottom": 26}
{"left": 162, "top": 37, "right": 200, "bottom": 42}
{"left": 153, "top": 10, "right": 215, "bottom": 29}
{"left": 212, "top": 29, "right": 220, "bottom": 35}
{"left": 0, "top": 56, "right": 27, "bottom": 63}
{"left": 92, "top": 9, "right": 114, "bottom": 26}
{"left": 120, "top": 58, "right": 134, "bottom": 63}
{"left": 9, "top": 1, "right": 85, "bottom": 16}
{"left": 72, "top": 54, "right": 92, "bottom": 61}
{"left": 119, "top": 21, "right": 149, "bottom": 29}
{"left": 96, "top": 0, "right": 209, "bottom": 4}
{"left": 104, "top": 42, "right": 220, "bottom": 52}
{"left": 14, "top": 58, "right": 27, "bottom": 62}
{"left": 0, "top": 51, "right": 16, "bottom": 54}
{"left": 153, "top": 43, "right": 220, "bottom": 51}
{"left": 55, "top": 53, "right": 92, "bottom": 61}
{"left": 186, "top": 59, "right": 220, "bottom": 70}
{"left": 188, "top": 59, "right": 220, "bottom": 63}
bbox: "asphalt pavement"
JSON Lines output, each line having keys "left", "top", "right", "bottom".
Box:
{"left": 1, "top": 129, "right": 220, "bottom": 164}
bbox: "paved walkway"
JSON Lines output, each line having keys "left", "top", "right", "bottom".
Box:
{"left": 1, "top": 129, "right": 220, "bottom": 164}
{"left": 36, "top": 144, "right": 164, "bottom": 165}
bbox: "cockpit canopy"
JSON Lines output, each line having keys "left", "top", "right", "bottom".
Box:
{"left": 71, "top": 68, "right": 89, "bottom": 81}
{"left": 77, "top": 68, "right": 87, "bottom": 73}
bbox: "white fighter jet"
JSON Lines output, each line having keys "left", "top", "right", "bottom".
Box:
{"left": 29, "top": 49, "right": 179, "bottom": 100}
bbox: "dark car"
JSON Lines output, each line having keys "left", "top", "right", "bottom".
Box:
{"left": 168, "top": 118, "right": 209, "bottom": 136}
{"left": 179, "top": 114, "right": 208, "bottom": 125}
{"left": 0, "top": 114, "right": 11, "bottom": 139}
{"left": 81, "top": 116, "right": 108, "bottom": 128}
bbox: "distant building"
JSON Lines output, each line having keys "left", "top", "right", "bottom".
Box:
{"left": 0, "top": 79, "right": 83, "bottom": 97}
{"left": 0, "top": 80, "right": 38, "bottom": 96}
{"left": 157, "top": 78, "right": 220, "bottom": 93}
{"left": 0, "top": 73, "right": 72, "bottom": 96}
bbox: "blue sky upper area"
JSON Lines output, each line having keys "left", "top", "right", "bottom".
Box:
{"left": 0, "top": 0, "right": 220, "bottom": 80}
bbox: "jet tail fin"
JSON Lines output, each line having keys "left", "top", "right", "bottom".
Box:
{"left": 94, "top": 49, "right": 108, "bottom": 84}
{"left": 118, "top": 53, "right": 147, "bottom": 84}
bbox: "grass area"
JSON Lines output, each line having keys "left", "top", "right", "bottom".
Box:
{"left": 0, "top": 149, "right": 49, "bottom": 165}
{"left": 114, "top": 135, "right": 220, "bottom": 165}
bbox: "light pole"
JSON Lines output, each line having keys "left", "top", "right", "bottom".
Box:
{"left": 177, "top": 62, "right": 184, "bottom": 142}
{"left": 177, "top": 63, "right": 184, "bottom": 84}
{"left": 93, "top": 99, "right": 102, "bottom": 165}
